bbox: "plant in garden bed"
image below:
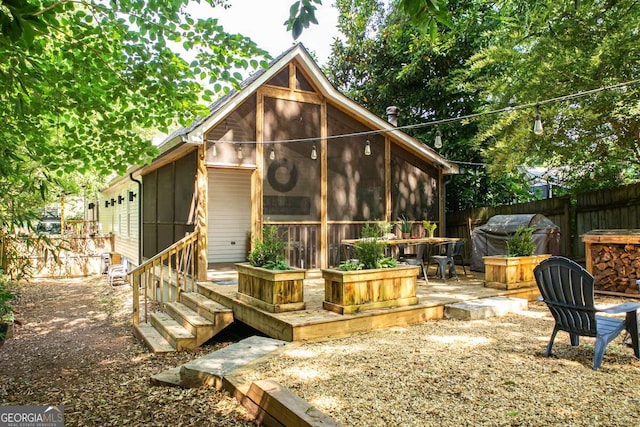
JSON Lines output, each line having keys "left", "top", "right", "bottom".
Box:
{"left": 507, "top": 226, "right": 535, "bottom": 257}
{"left": 339, "top": 224, "right": 398, "bottom": 271}
{"left": 247, "top": 224, "right": 290, "bottom": 270}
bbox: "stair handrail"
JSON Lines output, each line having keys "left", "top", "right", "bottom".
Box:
{"left": 131, "top": 231, "right": 199, "bottom": 325}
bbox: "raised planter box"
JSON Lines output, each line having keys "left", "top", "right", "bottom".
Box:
{"left": 321, "top": 265, "right": 420, "bottom": 315}
{"left": 236, "top": 263, "right": 306, "bottom": 313}
{"left": 483, "top": 254, "right": 551, "bottom": 290}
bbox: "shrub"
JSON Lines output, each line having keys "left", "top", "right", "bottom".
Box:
{"left": 247, "top": 225, "right": 290, "bottom": 270}
{"left": 507, "top": 226, "right": 536, "bottom": 257}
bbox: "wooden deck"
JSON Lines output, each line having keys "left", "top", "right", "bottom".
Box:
{"left": 202, "top": 264, "right": 541, "bottom": 342}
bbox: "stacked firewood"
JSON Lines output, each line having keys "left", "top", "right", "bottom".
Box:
{"left": 591, "top": 244, "right": 640, "bottom": 295}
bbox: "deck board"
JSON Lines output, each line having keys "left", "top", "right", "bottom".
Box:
{"left": 204, "top": 266, "right": 540, "bottom": 342}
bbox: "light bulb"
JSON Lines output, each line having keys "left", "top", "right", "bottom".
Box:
{"left": 237, "top": 144, "right": 243, "bottom": 159}
{"left": 269, "top": 147, "right": 275, "bottom": 160}
{"left": 533, "top": 113, "right": 544, "bottom": 135}
{"left": 311, "top": 145, "right": 317, "bottom": 160}
{"left": 364, "top": 140, "right": 371, "bottom": 156}
{"left": 212, "top": 143, "right": 217, "bottom": 157}
{"left": 434, "top": 130, "right": 443, "bottom": 149}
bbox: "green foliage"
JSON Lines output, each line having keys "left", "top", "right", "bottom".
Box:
{"left": 507, "top": 226, "right": 535, "bottom": 257}
{"left": 462, "top": 0, "right": 640, "bottom": 192}
{"left": 286, "top": 0, "right": 451, "bottom": 39}
{"left": 339, "top": 223, "right": 398, "bottom": 270}
{"left": 0, "top": 274, "right": 16, "bottom": 331}
{"left": 422, "top": 220, "right": 437, "bottom": 236}
{"left": 247, "top": 225, "right": 290, "bottom": 270}
{"left": 0, "top": 0, "right": 268, "bottom": 232}
{"left": 398, "top": 215, "right": 412, "bottom": 233}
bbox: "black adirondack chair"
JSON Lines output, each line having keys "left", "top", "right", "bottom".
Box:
{"left": 533, "top": 256, "right": 640, "bottom": 370}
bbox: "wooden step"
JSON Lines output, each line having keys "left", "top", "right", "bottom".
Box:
{"left": 180, "top": 292, "right": 233, "bottom": 323}
{"left": 165, "top": 301, "right": 220, "bottom": 347}
{"left": 150, "top": 312, "right": 196, "bottom": 351}
{"left": 133, "top": 323, "right": 175, "bottom": 353}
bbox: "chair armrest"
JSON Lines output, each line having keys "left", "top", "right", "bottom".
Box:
{"left": 600, "top": 302, "right": 640, "bottom": 314}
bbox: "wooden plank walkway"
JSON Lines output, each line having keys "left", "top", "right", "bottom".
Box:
{"left": 203, "top": 265, "right": 540, "bottom": 342}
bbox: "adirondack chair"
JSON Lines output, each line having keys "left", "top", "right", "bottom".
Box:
{"left": 533, "top": 256, "right": 640, "bottom": 370}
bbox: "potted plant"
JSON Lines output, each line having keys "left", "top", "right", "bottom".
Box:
{"left": 0, "top": 275, "right": 16, "bottom": 344}
{"left": 398, "top": 215, "right": 412, "bottom": 238}
{"left": 483, "top": 226, "right": 551, "bottom": 290}
{"left": 422, "top": 220, "right": 438, "bottom": 238}
{"left": 236, "top": 224, "right": 306, "bottom": 313}
{"left": 322, "top": 223, "right": 420, "bottom": 314}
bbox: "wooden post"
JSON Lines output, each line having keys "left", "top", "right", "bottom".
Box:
{"left": 196, "top": 142, "right": 208, "bottom": 281}
{"left": 319, "top": 102, "right": 328, "bottom": 268}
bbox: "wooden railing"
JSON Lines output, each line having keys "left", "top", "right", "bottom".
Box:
{"left": 131, "top": 231, "right": 199, "bottom": 325}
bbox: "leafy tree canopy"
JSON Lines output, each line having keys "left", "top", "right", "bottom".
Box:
{"left": 462, "top": 0, "right": 640, "bottom": 193}
{"left": 1, "top": 0, "right": 268, "bottom": 227}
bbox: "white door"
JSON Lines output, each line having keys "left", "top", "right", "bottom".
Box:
{"left": 207, "top": 169, "right": 252, "bottom": 263}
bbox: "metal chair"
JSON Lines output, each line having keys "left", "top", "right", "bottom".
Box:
{"left": 399, "top": 243, "right": 428, "bottom": 282}
{"left": 428, "top": 241, "right": 458, "bottom": 280}
{"left": 452, "top": 240, "right": 467, "bottom": 275}
{"left": 534, "top": 256, "right": 640, "bottom": 370}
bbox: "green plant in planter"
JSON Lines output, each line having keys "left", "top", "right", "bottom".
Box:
{"left": 422, "top": 220, "right": 437, "bottom": 238}
{"left": 339, "top": 223, "right": 398, "bottom": 270}
{"left": 507, "top": 226, "right": 536, "bottom": 257}
{"left": 398, "top": 215, "right": 412, "bottom": 236}
{"left": 247, "top": 225, "right": 290, "bottom": 270}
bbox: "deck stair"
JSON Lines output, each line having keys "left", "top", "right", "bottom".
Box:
{"left": 134, "top": 289, "right": 234, "bottom": 352}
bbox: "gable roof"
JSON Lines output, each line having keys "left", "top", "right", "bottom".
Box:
{"left": 151, "top": 43, "right": 459, "bottom": 175}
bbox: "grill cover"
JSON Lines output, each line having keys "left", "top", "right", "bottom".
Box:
{"left": 470, "top": 214, "right": 561, "bottom": 272}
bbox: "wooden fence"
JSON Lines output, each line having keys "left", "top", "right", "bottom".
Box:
{"left": 446, "top": 181, "right": 640, "bottom": 262}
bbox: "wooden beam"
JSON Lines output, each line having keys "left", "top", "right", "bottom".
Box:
{"left": 196, "top": 143, "right": 208, "bottom": 280}
{"left": 385, "top": 137, "right": 391, "bottom": 221}
{"left": 254, "top": 93, "right": 265, "bottom": 240}
{"left": 259, "top": 85, "right": 323, "bottom": 105}
{"left": 320, "top": 101, "right": 328, "bottom": 268}
{"left": 244, "top": 379, "right": 342, "bottom": 427}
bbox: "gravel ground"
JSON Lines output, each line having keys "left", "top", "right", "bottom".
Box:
{"left": 3, "top": 277, "right": 640, "bottom": 426}
{"left": 245, "top": 300, "right": 640, "bottom": 426}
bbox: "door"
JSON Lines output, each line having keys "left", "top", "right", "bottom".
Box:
{"left": 207, "top": 169, "right": 252, "bottom": 263}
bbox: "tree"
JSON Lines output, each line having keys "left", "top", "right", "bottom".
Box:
{"left": 285, "top": 0, "right": 451, "bottom": 39}
{"left": 1, "top": 0, "right": 269, "bottom": 228}
{"left": 325, "top": 0, "right": 532, "bottom": 210}
{"left": 462, "top": 0, "right": 640, "bottom": 193}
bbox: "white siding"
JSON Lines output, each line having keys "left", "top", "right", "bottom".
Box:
{"left": 99, "top": 182, "right": 140, "bottom": 267}
{"left": 207, "top": 169, "right": 252, "bottom": 263}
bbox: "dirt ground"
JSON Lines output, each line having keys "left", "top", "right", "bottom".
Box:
{"left": 0, "top": 276, "right": 255, "bottom": 427}
{"left": 4, "top": 276, "right": 640, "bottom": 426}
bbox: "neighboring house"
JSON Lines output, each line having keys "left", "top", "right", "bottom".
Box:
{"left": 100, "top": 44, "right": 458, "bottom": 277}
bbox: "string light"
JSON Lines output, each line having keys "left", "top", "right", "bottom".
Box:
{"left": 199, "top": 79, "right": 639, "bottom": 146}
{"left": 364, "top": 140, "right": 371, "bottom": 156}
{"left": 212, "top": 142, "right": 217, "bottom": 157}
{"left": 269, "top": 146, "right": 275, "bottom": 160}
{"left": 533, "top": 105, "right": 544, "bottom": 135}
{"left": 237, "top": 144, "right": 243, "bottom": 159}
{"left": 310, "top": 145, "right": 317, "bottom": 160}
{"left": 434, "top": 130, "right": 443, "bottom": 149}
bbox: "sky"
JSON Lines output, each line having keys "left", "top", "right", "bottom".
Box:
{"left": 194, "top": 0, "right": 341, "bottom": 67}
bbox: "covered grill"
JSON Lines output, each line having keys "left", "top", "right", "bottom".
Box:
{"left": 470, "top": 214, "right": 561, "bottom": 272}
